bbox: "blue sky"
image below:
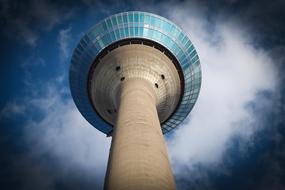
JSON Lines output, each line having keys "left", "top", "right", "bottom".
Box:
{"left": 1, "top": 0, "right": 285, "bottom": 190}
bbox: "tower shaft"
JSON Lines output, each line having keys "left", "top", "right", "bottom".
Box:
{"left": 105, "top": 78, "right": 176, "bottom": 190}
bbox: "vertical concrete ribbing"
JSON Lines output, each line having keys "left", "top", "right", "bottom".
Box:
{"left": 104, "top": 79, "right": 176, "bottom": 190}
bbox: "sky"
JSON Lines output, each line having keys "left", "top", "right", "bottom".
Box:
{"left": 0, "top": 0, "right": 285, "bottom": 190}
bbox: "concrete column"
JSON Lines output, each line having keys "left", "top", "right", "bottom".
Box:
{"left": 104, "top": 78, "right": 176, "bottom": 190}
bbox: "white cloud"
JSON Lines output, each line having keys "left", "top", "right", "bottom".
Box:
{"left": 17, "top": 83, "right": 111, "bottom": 189}
{"left": 58, "top": 27, "right": 72, "bottom": 63}
{"left": 0, "top": 101, "right": 26, "bottom": 118}
{"left": 160, "top": 2, "right": 277, "bottom": 184}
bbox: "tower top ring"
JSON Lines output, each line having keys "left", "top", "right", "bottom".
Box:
{"left": 69, "top": 11, "right": 201, "bottom": 135}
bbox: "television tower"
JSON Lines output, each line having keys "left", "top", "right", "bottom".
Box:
{"left": 70, "top": 11, "right": 201, "bottom": 190}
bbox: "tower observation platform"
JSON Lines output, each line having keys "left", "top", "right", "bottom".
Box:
{"left": 70, "top": 11, "right": 201, "bottom": 190}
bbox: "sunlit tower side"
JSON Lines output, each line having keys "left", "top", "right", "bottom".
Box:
{"left": 69, "top": 11, "right": 201, "bottom": 190}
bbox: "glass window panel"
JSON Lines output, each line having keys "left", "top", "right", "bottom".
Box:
{"left": 80, "top": 39, "right": 87, "bottom": 48}
{"left": 135, "top": 27, "right": 138, "bottom": 36}
{"left": 106, "top": 19, "right": 112, "bottom": 29}
{"left": 153, "top": 31, "right": 161, "bottom": 41}
{"left": 171, "top": 27, "right": 178, "bottom": 38}
{"left": 146, "top": 29, "right": 153, "bottom": 38}
{"left": 124, "top": 27, "right": 129, "bottom": 36}
{"left": 192, "top": 55, "right": 199, "bottom": 63}
{"left": 150, "top": 16, "right": 156, "bottom": 26}
{"left": 128, "top": 12, "right": 133, "bottom": 22}
{"left": 172, "top": 43, "right": 179, "bottom": 55}
{"left": 180, "top": 52, "right": 186, "bottom": 62}
{"left": 195, "top": 72, "right": 201, "bottom": 78}
{"left": 160, "top": 33, "right": 166, "bottom": 43}
{"left": 134, "top": 12, "right": 139, "bottom": 22}
{"left": 181, "top": 36, "right": 188, "bottom": 47}
{"left": 182, "top": 62, "right": 189, "bottom": 70}
{"left": 177, "top": 50, "right": 184, "bottom": 60}
{"left": 190, "top": 50, "right": 197, "bottom": 58}
{"left": 143, "top": 27, "right": 149, "bottom": 36}
{"left": 123, "top": 13, "right": 128, "bottom": 23}
{"left": 94, "top": 41, "right": 101, "bottom": 50}
{"left": 110, "top": 31, "right": 115, "bottom": 41}
{"left": 144, "top": 15, "right": 150, "bottom": 24}
{"left": 77, "top": 44, "right": 84, "bottom": 52}
{"left": 115, "top": 29, "right": 120, "bottom": 39}
{"left": 111, "top": 17, "right": 117, "bottom": 26}
{"left": 119, "top": 28, "right": 124, "bottom": 38}
{"left": 139, "top": 13, "right": 144, "bottom": 23}
{"left": 187, "top": 45, "right": 194, "bottom": 54}
{"left": 88, "top": 29, "right": 98, "bottom": 39}
{"left": 161, "top": 20, "right": 169, "bottom": 31}
{"left": 185, "top": 40, "right": 191, "bottom": 49}
{"left": 130, "top": 27, "right": 134, "bottom": 36}
{"left": 137, "top": 22, "right": 143, "bottom": 27}
{"left": 102, "top": 21, "right": 108, "bottom": 32}
{"left": 168, "top": 40, "right": 174, "bottom": 50}
{"left": 139, "top": 27, "right": 143, "bottom": 35}
{"left": 178, "top": 32, "right": 184, "bottom": 42}
{"left": 117, "top": 14, "right": 123, "bottom": 24}
{"left": 169, "top": 25, "right": 175, "bottom": 34}
{"left": 156, "top": 18, "right": 162, "bottom": 28}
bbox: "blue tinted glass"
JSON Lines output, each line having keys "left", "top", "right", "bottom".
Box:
{"left": 181, "top": 36, "right": 188, "bottom": 47}
{"left": 111, "top": 17, "right": 117, "bottom": 26}
{"left": 119, "top": 28, "right": 124, "bottom": 38}
{"left": 165, "top": 36, "right": 170, "bottom": 44}
{"left": 95, "top": 41, "right": 102, "bottom": 50}
{"left": 139, "top": 27, "right": 143, "bottom": 35}
{"left": 148, "top": 29, "right": 154, "bottom": 38}
{"left": 128, "top": 12, "right": 133, "bottom": 22}
{"left": 135, "top": 27, "right": 138, "bottom": 36}
{"left": 162, "top": 21, "right": 171, "bottom": 32}
{"left": 123, "top": 14, "right": 128, "bottom": 23}
{"left": 177, "top": 50, "right": 184, "bottom": 60}
{"left": 77, "top": 44, "right": 84, "bottom": 52}
{"left": 182, "top": 62, "right": 189, "bottom": 70}
{"left": 106, "top": 19, "right": 112, "bottom": 29}
{"left": 172, "top": 27, "right": 179, "bottom": 38}
{"left": 190, "top": 50, "right": 196, "bottom": 57}
{"left": 156, "top": 18, "right": 162, "bottom": 28}
{"left": 171, "top": 43, "right": 178, "bottom": 55}
{"left": 186, "top": 46, "right": 194, "bottom": 55}
{"left": 185, "top": 40, "right": 191, "bottom": 49}
{"left": 124, "top": 27, "right": 129, "bottom": 36}
{"left": 117, "top": 14, "right": 123, "bottom": 24}
{"left": 150, "top": 16, "right": 155, "bottom": 25}
{"left": 192, "top": 55, "right": 198, "bottom": 63}
{"left": 103, "top": 35, "right": 111, "bottom": 45}
{"left": 153, "top": 31, "right": 161, "bottom": 41}
{"left": 138, "top": 22, "right": 143, "bottom": 27}
{"left": 79, "top": 38, "right": 87, "bottom": 47}
{"left": 88, "top": 29, "right": 97, "bottom": 39}
{"left": 110, "top": 31, "right": 115, "bottom": 41}
{"left": 115, "top": 29, "right": 120, "bottom": 39}
{"left": 102, "top": 22, "right": 107, "bottom": 32}
{"left": 130, "top": 27, "right": 134, "bottom": 36}
{"left": 134, "top": 13, "right": 139, "bottom": 22}
{"left": 160, "top": 33, "right": 166, "bottom": 43}
{"left": 139, "top": 13, "right": 144, "bottom": 22}
{"left": 144, "top": 15, "right": 150, "bottom": 23}
{"left": 167, "top": 39, "right": 174, "bottom": 49}
{"left": 178, "top": 32, "right": 184, "bottom": 42}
